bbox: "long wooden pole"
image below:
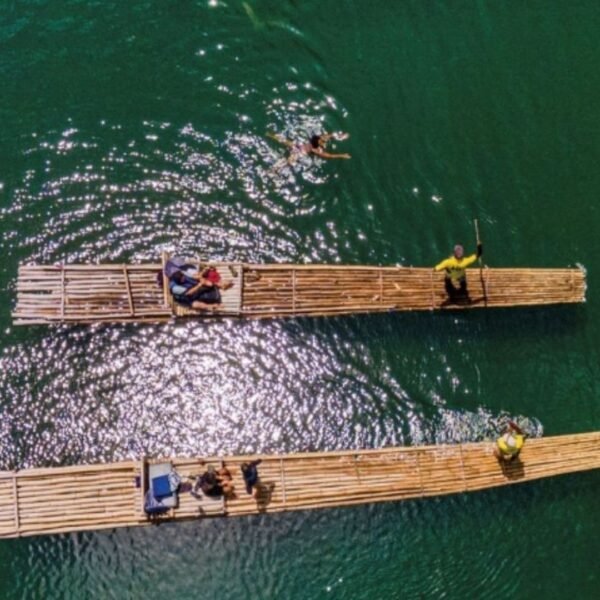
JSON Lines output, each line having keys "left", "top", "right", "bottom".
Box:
{"left": 474, "top": 219, "right": 488, "bottom": 307}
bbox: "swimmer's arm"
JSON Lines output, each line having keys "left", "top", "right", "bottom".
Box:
{"left": 266, "top": 132, "right": 294, "bottom": 148}
{"left": 312, "top": 148, "right": 351, "bottom": 159}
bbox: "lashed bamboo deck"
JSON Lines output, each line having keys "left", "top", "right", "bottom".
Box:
{"left": 12, "top": 261, "right": 586, "bottom": 325}
{"left": 0, "top": 432, "right": 598, "bottom": 539}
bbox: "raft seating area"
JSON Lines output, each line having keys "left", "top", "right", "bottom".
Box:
{"left": 1, "top": 432, "right": 598, "bottom": 539}
{"left": 161, "top": 255, "right": 243, "bottom": 317}
{"left": 13, "top": 261, "right": 586, "bottom": 325}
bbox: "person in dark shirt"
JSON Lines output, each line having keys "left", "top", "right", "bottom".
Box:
{"left": 169, "top": 266, "right": 233, "bottom": 311}
{"left": 241, "top": 459, "right": 262, "bottom": 496}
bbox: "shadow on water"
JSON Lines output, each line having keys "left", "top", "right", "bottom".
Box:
{"left": 266, "top": 304, "right": 588, "bottom": 356}
{"left": 0, "top": 306, "right": 572, "bottom": 470}
{"left": 4, "top": 301, "right": 586, "bottom": 350}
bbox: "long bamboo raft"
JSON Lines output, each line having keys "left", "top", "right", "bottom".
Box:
{"left": 0, "top": 432, "right": 598, "bottom": 539}
{"left": 12, "top": 258, "right": 586, "bottom": 325}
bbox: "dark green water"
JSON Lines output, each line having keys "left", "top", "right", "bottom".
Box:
{"left": 1, "top": 1, "right": 599, "bottom": 598}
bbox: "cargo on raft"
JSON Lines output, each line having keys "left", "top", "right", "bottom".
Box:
{"left": 12, "top": 254, "right": 586, "bottom": 325}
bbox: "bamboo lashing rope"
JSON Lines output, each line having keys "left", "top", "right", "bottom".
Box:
{"left": 279, "top": 458, "right": 287, "bottom": 507}
{"left": 292, "top": 268, "right": 297, "bottom": 313}
{"left": 123, "top": 266, "right": 135, "bottom": 317}
{"left": 415, "top": 451, "right": 425, "bottom": 496}
{"left": 458, "top": 444, "right": 468, "bottom": 492}
{"left": 60, "top": 267, "right": 65, "bottom": 320}
{"left": 353, "top": 455, "right": 362, "bottom": 483}
{"left": 139, "top": 458, "right": 145, "bottom": 516}
{"left": 12, "top": 473, "right": 19, "bottom": 535}
{"left": 161, "top": 252, "right": 170, "bottom": 309}
{"left": 219, "top": 458, "right": 227, "bottom": 515}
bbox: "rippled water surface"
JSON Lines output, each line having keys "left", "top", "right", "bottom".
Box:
{"left": 1, "top": 1, "right": 599, "bottom": 598}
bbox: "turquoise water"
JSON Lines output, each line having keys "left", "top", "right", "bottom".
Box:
{"left": 0, "top": 1, "right": 599, "bottom": 597}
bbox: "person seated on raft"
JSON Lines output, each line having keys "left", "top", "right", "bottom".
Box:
{"left": 192, "top": 465, "right": 234, "bottom": 497}
{"left": 169, "top": 266, "right": 233, "bottom": 311}
{"left": 197, "top": 265, "right": 234, "bottom": 292}
{"left": 267, "top": 131, "right": 351, "bottom": 166}
{"left": 434, "top": 242, "right": 483, "bottom": 302}
{"left": 216, "top": 466, "right": 235, "bottom": 497}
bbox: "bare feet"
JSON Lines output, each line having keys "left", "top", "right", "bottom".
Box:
{"left": 191, "top": 301, "right": 221, "bottom": 312}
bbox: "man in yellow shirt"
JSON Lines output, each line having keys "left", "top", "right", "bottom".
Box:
{"left": 434, "top": 243, "right": 483, "bottom": 301}
{"left": 494, "top": 421, "right": 526, "bottom": 462}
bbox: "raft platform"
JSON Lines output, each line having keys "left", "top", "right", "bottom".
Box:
{"left": 0, "top": 432, "right": 598, "bottom": 539}
{"left": 12, "top": 259, "right": 586, "bottom": 325}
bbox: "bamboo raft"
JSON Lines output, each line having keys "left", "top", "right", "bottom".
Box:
{"left": 12, "top": 258, "right": 586, "bottom": 325}
{"left": 0, "top": 432, "right": 598, "bottom": 539}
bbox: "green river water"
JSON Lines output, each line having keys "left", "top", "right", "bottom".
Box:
{"left": 0, "top": 1, "right": 599, "bottom": 598}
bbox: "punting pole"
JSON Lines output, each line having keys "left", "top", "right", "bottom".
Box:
{"left": 474, "top": 219, "right": 488, "bottom": 307}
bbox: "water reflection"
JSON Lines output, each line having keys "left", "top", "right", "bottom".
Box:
{"left": 0, "top": 112, "right": 543, "bottom": 471}
{"left": 0, "top": 316, "right": 541, "bottom": 469}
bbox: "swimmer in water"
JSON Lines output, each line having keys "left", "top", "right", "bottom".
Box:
{"left": 267, "top": 131, "right": 351, "bottom": 168}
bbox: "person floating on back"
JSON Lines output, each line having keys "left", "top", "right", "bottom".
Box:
{"left": 434, "top": 242, "right": 483, "bottom": 302}
{"left": 495, "top": 421, "right": 526, "bottom": 462}
{"left": 267, "top": 131, "right": 351, "bottom": 168}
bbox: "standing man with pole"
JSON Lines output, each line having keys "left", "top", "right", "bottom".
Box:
{"left": 434, "top": 239, "right": 483, "bottom": 302}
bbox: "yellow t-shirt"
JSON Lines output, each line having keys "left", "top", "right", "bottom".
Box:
{"left": 497, "top": 433, "right": 525, "bottom": 456}
{"left": 434, "top": 254, "right": 477, "bottom": 282}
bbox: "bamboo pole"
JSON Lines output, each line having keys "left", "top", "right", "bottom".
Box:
{"left": 12, "top": 474, "right": 19, "bottom": 535}
{"left": 474, "top": 219, "right": 488, "bottom": 307}
{"left": 60, "top": 267, "right": 66, "bottom": 319}
{"left": 279, "top": 458, "right": 287, "bottom": 507}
